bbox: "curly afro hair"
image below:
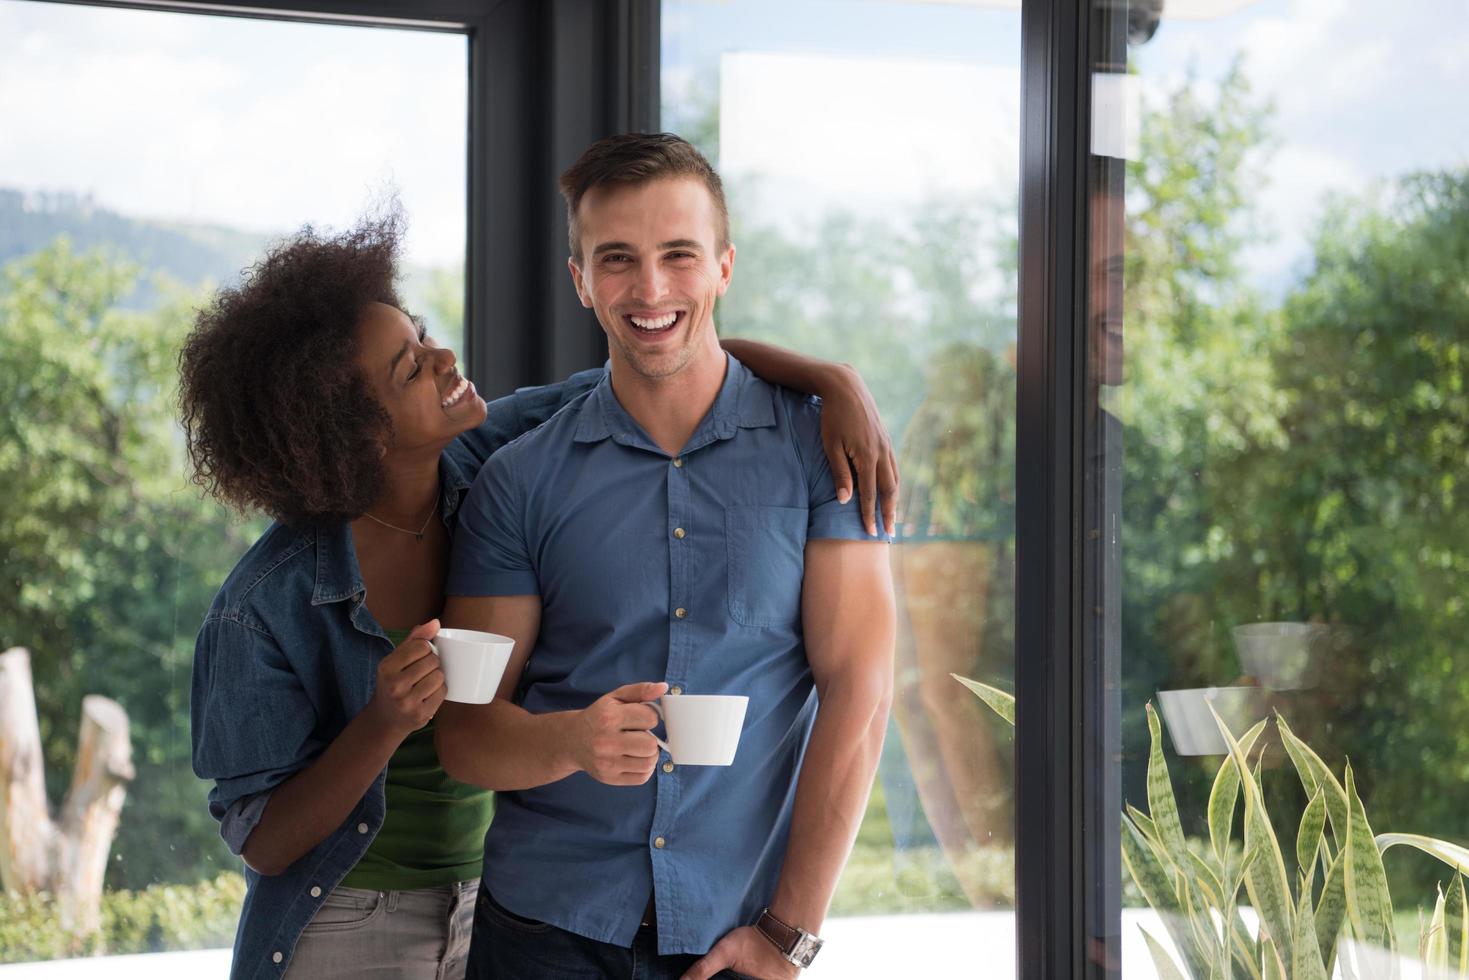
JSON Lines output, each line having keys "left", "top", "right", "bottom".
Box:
{"left": 178, "top": 211, "right": 408, "bottom": 528}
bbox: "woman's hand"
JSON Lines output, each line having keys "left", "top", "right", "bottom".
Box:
{"left": 366, "top": 619, "right": 445, "bottom": 738}
{"left": 817, "top": 363, "right": 899, "bottom": 537}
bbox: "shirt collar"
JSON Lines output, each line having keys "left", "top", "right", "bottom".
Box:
{"left": 310, "top": 448, "right": 474, "bottom": 606}
{"left": 572, "top": 353, "right": 778, "bottom": 453}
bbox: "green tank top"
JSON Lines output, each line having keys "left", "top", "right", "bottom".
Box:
{"left": 339, "top": 628, "right": 494, "bottom": 891}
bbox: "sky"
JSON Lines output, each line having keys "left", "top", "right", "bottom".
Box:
{"left": 664, "top": 0, "right": 1469, "bottom": 295}
{"left": 1, "top": 0, "right": 1464, "bottom": 284}
{"left": 0, "top": 0, "right": 468, "bottom": 267}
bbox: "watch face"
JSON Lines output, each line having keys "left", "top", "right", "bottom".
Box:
{"left": 790, "top": 933, "right": 823, "bottom": 967}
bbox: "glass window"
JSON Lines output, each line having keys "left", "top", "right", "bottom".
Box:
{"left": 0, "top": 1, "right": 466, "bottom": 964}
{"left": 664, "top": 1, "right": 1020, "bottom": 973}
{"left": 1088, "top": 1, "right": 1469, "bottom": 975}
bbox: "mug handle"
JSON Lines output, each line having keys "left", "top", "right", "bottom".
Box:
{"left": 649, "top": 700, "right": 672, "bottom": 755}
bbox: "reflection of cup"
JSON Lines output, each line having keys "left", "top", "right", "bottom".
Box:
{"left": 651, "top": 695, "right": 749, "bottom": 766}
{"left": 1233, "top": 622, "right": 1322, "bottom": 690}
{"left": 430, "top": 628, "right": 514, "bottom": 704}
{"left": 1156, "top": 687, "right": 1268, "bottom": 757}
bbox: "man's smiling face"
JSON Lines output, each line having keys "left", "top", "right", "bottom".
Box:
{"left": 568, "top": 176, "right": 735, "bottom": 383}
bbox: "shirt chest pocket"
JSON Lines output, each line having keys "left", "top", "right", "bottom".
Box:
{"left": 725, "top": 505, "right": 808, "bottom": 628}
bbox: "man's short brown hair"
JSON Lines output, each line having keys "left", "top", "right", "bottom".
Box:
{"left": 559, "top": 132, "right": 730, "bottom": 261}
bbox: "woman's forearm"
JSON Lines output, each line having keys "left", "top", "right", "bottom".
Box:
{"left": 239, "top": 705, "right": 402, "bottom": 876}
{"left": 720, "top": 337, "right": 848, "bottom": 397}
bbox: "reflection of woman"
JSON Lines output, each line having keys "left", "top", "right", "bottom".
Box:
{"left": 891, "top": 342, "right": 1016, "bottom": 906}
{"left": 179, "top": 211, "right": 896, "bottom": 980}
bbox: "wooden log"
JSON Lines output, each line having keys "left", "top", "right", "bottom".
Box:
{"left": 0, "top": 646, "right": 133, "bottom": 949}
{"left": 0, "top": 647, "right": 57, "bottom": 895}
{"left": 55, "top": 695, "right": 133, "bottom": 937}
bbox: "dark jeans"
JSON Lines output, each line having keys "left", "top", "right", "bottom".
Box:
{"left": 465, "top": 883, "right": 750, "bottom": 980}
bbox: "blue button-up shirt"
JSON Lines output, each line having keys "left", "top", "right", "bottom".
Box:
{"left": 189, "top": 370, "right": 601, "bottom": 980}
{"left": 447, "top": 355, "right": 886, "bottom": 955}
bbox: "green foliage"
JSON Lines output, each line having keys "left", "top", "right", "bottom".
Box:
{"left": 0, "top": 872, "right": 244, "bottom": 963}
{"left": 0, "top": 239, "right": 257, "bottom": 889}
{"left": 961, "top": 674, "right": 1469, "bottom": 977}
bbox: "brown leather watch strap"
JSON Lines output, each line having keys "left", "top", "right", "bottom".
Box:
{"left": 755, "top": 907, "right": 800, "bottom": 955}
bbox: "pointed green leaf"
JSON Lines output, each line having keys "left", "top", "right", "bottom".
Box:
{"left": 1278, "top": 714, "right": 1350, "bottom": 849}
{"left": 1186, "top": 847, "right": 1227, "bottom": 912}
{"left": 1212, "top": 703, "right": 1294, "bottom": 965}
{"left": 1262, "top": 937, "right": 1287, "bottom": 980}
{"left": 1209, "top": 718, "right": 1269, "bottom": 864}
{"left": 952, "top": 674, "right": 1015, "bottom": 726}
{"left": 1297, "top": 789, "right": 1327, "bottom": 879}
{"left": 1316, "top": 846, "right": 1349, "bottom": 977}
{"left": 1292, "top": 870, "right": 1330, "bottom": 980}
{"left": 1445, "top": 873, "right": 1467, "bottom": 976}
{"left": 1129, "top": 803, "right": 1161, "bottom": 846}
{"left": 1148, "top": 703, "right": 1191, "bottom": 859}
{"left": 1375, "top": 833, "right": 1469, "bottom": 876}
{"left": 1124, "top": 814, "right": 1211, "bottom": 978}
{"left": 1423, "top": 884, "right": 1448, "bottom": 971}
{"left": 1141, "top": 926, "right": 1192, "bottom": 980}
{"left": 1342, "top": 764, "right": 1395, "bottom": 959}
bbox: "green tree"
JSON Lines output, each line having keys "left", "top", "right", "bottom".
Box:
{"left": 0, "top": 239, "right": 255, "bottom": 890}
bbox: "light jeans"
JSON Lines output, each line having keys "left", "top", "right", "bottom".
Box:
{"left": 284, "top": 878, "right": 479, "bottom": 980}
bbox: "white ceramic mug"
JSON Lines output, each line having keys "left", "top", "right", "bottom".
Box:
{"left": 650, "top": 694, "right": 749, "bottom": 766}
{"left": 429, "top": 628, "right": 515, "bottom": 704}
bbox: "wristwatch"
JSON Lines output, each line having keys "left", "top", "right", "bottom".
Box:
{"left": 755, "top": 907, "right": 824, "bottom": 968}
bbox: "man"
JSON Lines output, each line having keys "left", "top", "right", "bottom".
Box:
{"left": 437, "top": 132, "right": 895, "bottom": 980}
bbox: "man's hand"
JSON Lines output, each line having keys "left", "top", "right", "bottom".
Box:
{"left": 680, "top": 925, "right": 800, "bottom": 980}
{"left": 364, "top": 619, "right": 445, "bottom": 739}
{"left": 567, "top": 681, "right": 667, "bottom": 785}
{"left": 816, "top": 362, "right": 899, "bottom": 538}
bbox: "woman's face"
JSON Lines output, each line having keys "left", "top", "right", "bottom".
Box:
{"left": 355, "top": 301, "right": 487, "bottom": 456}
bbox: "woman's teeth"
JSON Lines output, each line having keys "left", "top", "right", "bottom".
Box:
{"left": 441, "top": 376, "right": 470, "bottom": 408}
{"left": 630, "top": 312, "right": 678, "bottom": 331}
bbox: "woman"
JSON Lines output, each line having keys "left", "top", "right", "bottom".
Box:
{"left": 179, "top": 210, "right": 896, "bottom": 980}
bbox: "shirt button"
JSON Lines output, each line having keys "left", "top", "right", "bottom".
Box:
{"left": 672, "top": 457, "right": 683, "bottom": 468}
{"left": 669, "top": 686, "right": 683, "bottom": 695}
{"left": 673, "top": 527, "right": 686, "bottom": 539}
{"left": 272, "top": 952, "right": 283, "bottom": 964}
{"left": 662, "top": 761, "right": 674, "bottom": 773}
{"left": 310, "top": 886, "right": 322, "bottom": 898}
{"left": 675, "top": 607, "right": 687, "bottom": 619}
{"left": 357, "top": 823, "right": 369, "bottom": 834}
{"left": 654, "top": 836, "right": 667, "bottom": 849}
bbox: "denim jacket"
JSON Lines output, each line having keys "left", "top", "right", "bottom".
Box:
{"left": 189, "top": 370, "right": 602, "bottom": 980}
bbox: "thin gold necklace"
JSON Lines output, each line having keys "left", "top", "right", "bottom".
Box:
{"left": 360, "top": 496, "right": 438, "bottom": 541}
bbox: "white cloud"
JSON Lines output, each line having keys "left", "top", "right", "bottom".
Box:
{"left": 0, "top": 2, "right": 467, "bottom": 266}
{"left": 1242, "top": 142, "right": 1368, "bottom": 288}
{"left": 1237, "top": 0, "right": 1392, "bottom": 122}
{"left": 718, "top": 50, "right": 1019, "bottom": 222}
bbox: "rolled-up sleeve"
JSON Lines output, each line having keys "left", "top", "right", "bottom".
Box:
{"left": 789, "top": 396, "right": 893, "bottom": 543}
{"left": 190, "top": 616, "right": 324, "bottom": 854}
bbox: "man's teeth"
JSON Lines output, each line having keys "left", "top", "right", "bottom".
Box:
{"left": 630, "top": 313, "right": 678, "bottom": 331}
{"left": 441, "top": 376, "right": 469, "bottom": 408}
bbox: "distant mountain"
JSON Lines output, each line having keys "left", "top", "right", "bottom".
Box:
{"left": 0, "top": 189, "right": 461, "bottom": 349}
{"left": 0, "top": 188, "right": 272, "bottom": 309}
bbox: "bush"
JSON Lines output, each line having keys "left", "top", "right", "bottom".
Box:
{"left": 0, "top": 872, "right": 244, "bottom": 964}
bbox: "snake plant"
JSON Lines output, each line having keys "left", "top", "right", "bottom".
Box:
{"left": 954, "top": 674, "right": 1469, "bottom": 979}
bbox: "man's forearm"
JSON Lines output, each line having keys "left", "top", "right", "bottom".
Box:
{"left": 767, "top": 674, "right": 892, "bottom": 933}
{"left": 437, "top": 700, "right": 581, "bottom": 791}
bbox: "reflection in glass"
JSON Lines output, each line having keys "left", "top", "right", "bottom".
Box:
{"left": 1091, "top": 1, "right": 1469, "bottom": 975}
